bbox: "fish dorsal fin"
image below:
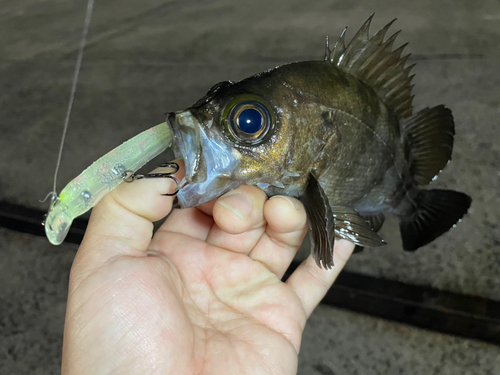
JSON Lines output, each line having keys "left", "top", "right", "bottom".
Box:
{"left": 325, "top": 14, "right": 415, "bottom": 118}
{"left": 402, "top": 105, "right": 455, "bottom": 186}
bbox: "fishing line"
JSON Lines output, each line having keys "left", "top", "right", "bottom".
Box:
{"left": 42, "top": 0, "right": 95, "bottom": 205}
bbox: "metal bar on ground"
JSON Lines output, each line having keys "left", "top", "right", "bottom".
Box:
{"left": 0, "top": 200, "right": 87, "bottom": 245}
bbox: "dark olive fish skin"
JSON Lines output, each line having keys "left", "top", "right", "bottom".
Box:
{"left": 168, "top": 16, "right": 471, "bottom": 268}
{"left": 177, "top": 61, "right": 405, "bottom": 204}
{"left": 267, "top": 62, "right": 411, "bottom": 212}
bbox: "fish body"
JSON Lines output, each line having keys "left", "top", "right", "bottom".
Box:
{"left": 167, "top": 16, "right": 471, "bottom": 268}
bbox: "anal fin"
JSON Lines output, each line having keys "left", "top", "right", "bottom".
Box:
{"left": 332, "top": 207, "right": 386, "bottom": 247}
{"left": 353, "top": 212, "right": 386, "bottom": 253}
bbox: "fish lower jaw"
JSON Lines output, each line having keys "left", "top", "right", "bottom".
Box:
{"left": 176, "top": 179, "right": 243, "bottom": 208}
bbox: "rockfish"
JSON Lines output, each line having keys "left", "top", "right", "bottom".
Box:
{"left": 167, "top": 15, "right": 472, "bottom": 269}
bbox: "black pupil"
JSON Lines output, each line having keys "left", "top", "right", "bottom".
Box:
{"left": 237, "top": 108, "right": 263, "bottom": 134}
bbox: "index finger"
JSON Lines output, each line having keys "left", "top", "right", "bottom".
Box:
{"left": 77, "top": 161, "right": 184, "bottom": 265}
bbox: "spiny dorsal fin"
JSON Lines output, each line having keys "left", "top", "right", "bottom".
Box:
{"left": 325, "top": 15, "right": 415, "bottom": 118}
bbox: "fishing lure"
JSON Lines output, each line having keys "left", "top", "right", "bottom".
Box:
{"left": 43, "top": 0, "right": 179, "bottom": 245}
{"left": 44, "top": 122, "right": 175, "bottom": 245}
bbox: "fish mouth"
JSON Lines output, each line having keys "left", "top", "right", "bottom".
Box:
{"left": 166, "top": 110, "right": 241, "bottom": 208}
{"left": 167, "top": 111, "right": 202, "bottom": 184}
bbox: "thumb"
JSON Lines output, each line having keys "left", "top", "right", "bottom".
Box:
{"left": 76, "top": 160, "right": 184, "bottom": 269}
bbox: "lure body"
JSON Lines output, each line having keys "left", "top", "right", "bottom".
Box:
{"left": 44, "top": 122, "right": 173, "bottom": 245}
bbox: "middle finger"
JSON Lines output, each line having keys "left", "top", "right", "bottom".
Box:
{"left": 249, "top": 195, "right": 308, "bottom": 278}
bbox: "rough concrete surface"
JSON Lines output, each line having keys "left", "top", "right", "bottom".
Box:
{"left": 299, "top": 305, "right": 500, "bottom": 375}
{"left": 1, "top": 0, "right": 499, "bottom": 373}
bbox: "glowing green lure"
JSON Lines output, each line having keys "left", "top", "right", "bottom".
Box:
{"left": 44, "top": 122, "right": 173, "bottom": 245}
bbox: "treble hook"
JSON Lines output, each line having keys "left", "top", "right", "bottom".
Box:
{"left": 122, "top": 162, "right": 180, "bottom": 196}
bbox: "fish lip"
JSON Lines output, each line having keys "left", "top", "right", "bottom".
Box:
{"left": 166, "top": 111, "right": 184, "bottom": 158}
{"left": 166, "top": 110, "right": 242, "bottom": 208}
{"left": 166, "top": 110, "right": 201, "bottom": 184}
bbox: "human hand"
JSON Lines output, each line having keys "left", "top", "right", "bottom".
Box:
{"left": 62, "top": 161, "right": 355, "bottom": 375}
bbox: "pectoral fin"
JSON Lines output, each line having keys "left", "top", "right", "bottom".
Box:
{"left": 301, "top": 174, "right": 386, "bottom": 268}
{"left": 300, "top": 173, "right": 336, "bottom": 269}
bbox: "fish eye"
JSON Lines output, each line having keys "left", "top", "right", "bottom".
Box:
{"left": 237, "top": 108, "right": 262, "bottom": 134}
{"left": 228, "top": 101, "right": 271, "bottom": 144}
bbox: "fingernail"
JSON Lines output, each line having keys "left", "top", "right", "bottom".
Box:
{"left": 217, "top": 192, "right": 253, "bottom": 219}
{"left": 270, "top": 196, "right": 300, "bottom": 210}
{"left": 151, "top": 160, "right": 180, "bottom": 174}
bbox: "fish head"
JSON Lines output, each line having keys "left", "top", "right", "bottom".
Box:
{"left": 168, "top": 68, "right": 335, "bottom": 208}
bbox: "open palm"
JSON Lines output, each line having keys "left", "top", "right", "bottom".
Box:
{"left": 62, "top": 164, "right": 355, "bottom": 375}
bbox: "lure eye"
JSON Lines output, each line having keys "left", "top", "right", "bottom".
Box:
{"left": 228, "top": 101, "right": 271, "bottom": 144}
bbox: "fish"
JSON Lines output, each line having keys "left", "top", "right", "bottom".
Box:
{"left": 166, "top": 15, "right": 472, "bottom": 269}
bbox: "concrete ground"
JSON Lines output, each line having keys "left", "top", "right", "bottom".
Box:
{"left": 1, "top": 0, "right": 499, "bottom": 373}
